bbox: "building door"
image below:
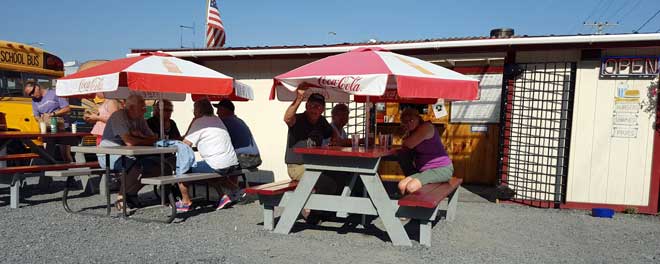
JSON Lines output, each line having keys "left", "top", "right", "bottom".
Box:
{"left": 498, "top": 62, "right": 577, "bottom": 208}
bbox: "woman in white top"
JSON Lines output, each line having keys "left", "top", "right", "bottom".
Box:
{"left": 175, "top": 99, "right": 240, "bottom": 212}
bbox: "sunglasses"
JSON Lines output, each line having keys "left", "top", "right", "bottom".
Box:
{"left": 27, "top": 86, "right": 36, "bottom": 97}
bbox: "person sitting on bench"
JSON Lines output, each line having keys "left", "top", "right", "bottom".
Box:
{"left": 175, "top": 99, "right": 240, "bottom": 212}
{"left": 396, "top": 108, "right": 461, "bottom": 195}
{"left": 99, "top": 94, "right": 163, "bottom": 210}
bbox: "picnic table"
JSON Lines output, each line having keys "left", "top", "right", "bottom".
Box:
{"left": 0, "top": 131, "right": 94, "bottom": 208}
{"left": 0, "top": 131, "right": 92, "bottom": 164}
{"left": 70, "top": 146, "right": 177, "bottom": 217}
{"left": 273, "top": 145, "right": 415, "bottom": 246}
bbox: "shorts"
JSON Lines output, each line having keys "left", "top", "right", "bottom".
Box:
{"left": 410, "top": 164, "right": 454, "bottom": 185}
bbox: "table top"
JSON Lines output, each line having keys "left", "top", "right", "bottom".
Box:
{"left": 71, "top": 146, "right": 177, "bottom": 155}
{"left": 0, "top": 131, "right": 92, "bottom": 139}
{"left": 293, "top": 146, "right": 399, "bottom": 158}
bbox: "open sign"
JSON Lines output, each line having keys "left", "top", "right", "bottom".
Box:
{"left": 600, "top": 56, "right": 659, "bottom": 79}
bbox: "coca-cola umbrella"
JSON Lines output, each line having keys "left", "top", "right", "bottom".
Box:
{"left": 270, "top": 47, "right": 479, "bottom": 145}
{"left": 56, "top": 52, "right": 253, "bottom": 137}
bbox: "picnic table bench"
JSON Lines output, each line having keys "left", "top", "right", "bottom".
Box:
{"left": 246, "top": 180, "right": 299, "bottom": 230}
{"left": 0, "top": 161, "right": 99, "bottom": 208}
{"left": 0, "top": 153, "right": 39, "bottom": 162}
{"left": 140, "top": 168, "right": 258, "bottom": 223}
{"left": 396, "top": 178, "right": 462, "bottom": 246}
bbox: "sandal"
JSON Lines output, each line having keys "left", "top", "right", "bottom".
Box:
{"left": 114, "top": 198, "right": 125, "bottom": 211}
{"left": 114, "top": 195, "right": 141, "bottom": 211}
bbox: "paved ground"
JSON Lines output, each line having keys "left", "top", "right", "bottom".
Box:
{"left": 1, "top": 179, "right": 659, "bottom": 264}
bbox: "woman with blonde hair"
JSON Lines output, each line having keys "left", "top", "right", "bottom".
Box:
{"left": 84, "top": 92, "right": 121, "bottom": 145}
{"left": 397, "top": 108, "right": 460, "bottom": 195}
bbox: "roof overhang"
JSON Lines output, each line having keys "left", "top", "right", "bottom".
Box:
{"left": 127, "top": 33, "right": 660, "bottom": 59}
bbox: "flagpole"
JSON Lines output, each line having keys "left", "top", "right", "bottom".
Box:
{"left": 205, "top": 0, "right": 210, "bottom": 47}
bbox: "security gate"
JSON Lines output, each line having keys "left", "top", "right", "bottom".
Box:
{"left": 498, "top": 62, "right": 577, "bottom": 208}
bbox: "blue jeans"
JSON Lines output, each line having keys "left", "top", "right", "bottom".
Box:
{"left": 191, "top": 160, "right": 239, "bottom": 175}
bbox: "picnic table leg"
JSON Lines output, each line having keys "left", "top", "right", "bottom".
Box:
{"left": 273, "top": 170, "right": 320, "bottom": 234}
{"left": 419, "top": 220, "right": 432, "bottom": 246}
{"left": 105, "top": 154, "right": 111, "bottom": 216}
{"left": 336, "top": 173, "right": 358, "bottom": 218}
{"left": 263, "top": 204, "right": 275, "bottom": 230}
{"left": 121, "top": 156, "right": 127, "bottom": 218}
{"left": 10, "top": 173, "right": 21, "bottom": 209}
{"left": 360, "top": 174, "right": 412, "bottom": 246}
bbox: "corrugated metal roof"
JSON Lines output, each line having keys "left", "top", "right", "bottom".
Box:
{"left": 128, "top": 33, "right": 660, "bottom": 58}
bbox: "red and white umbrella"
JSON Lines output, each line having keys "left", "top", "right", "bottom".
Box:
{"left": 270, "top": 47, "right": 479, "bottom": 103}
{"left": 56, "top": 52, "right": 252, "bottom": 101}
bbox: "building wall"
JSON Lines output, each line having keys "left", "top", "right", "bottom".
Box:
{"left": 566, "top": 47, "right": 658, "bottom": 206}
{"left": 513, "top": 49, "right": 658, "bottom": 207}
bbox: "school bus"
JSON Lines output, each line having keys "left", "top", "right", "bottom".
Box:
{"left": 0, "top": 40, "right": 66, "bottom": 133}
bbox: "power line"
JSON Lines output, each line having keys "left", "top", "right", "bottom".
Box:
{"left": 596, "top": 0, "right": 615, "bottom": 22}
{"left": 585, "top": 0, "right": 605, "bottom": 22}
{"left": 616, "top": 0, "right": 643, "bottom": 22}
{"left": 634, "top": 9, "right": 660, "bottom": 33}
{"left": 607, "top": 1, "right": 629, "bottom": 22}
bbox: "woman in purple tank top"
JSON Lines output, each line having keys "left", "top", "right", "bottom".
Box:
{"left": 397, "top": 108, "right": 460, "bottom": 195}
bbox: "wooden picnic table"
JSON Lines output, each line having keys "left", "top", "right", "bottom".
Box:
{"left": 273, "top": 145, "right": 415, "bottom": 246}
{"left": 70, "top": 146, "right": 177, "bottom": 217}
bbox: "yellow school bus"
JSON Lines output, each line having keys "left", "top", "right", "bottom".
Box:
{"left": 0, "top": 40, "right": 65, "bottom": 133}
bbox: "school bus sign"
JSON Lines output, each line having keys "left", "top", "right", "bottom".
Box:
{"left": 0, "top": 46, "right": 41, "bottom": 68}
{"left": 600, "top": 56, "right": 659, "bottom": 79}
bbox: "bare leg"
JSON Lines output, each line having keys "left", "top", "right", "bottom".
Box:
{"left": 178, "top": 183, "right": 193, "bottom": 205}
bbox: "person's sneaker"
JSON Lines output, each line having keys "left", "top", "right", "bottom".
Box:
{"left": 231, "top": 189, "right": 246, "bottom": 201}
{"left": 175, "top": 201, "right": 192, "bottom": 213}
{"left": 216, "top": 194, "right": 232, "bottom": 210}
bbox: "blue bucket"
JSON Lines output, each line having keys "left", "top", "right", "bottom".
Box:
{"left": 592, "top": 208, "right": 615, "bottom": 218}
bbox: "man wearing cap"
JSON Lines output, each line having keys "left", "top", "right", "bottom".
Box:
{"left": 214, "top": 99, "right": 262, "bottom": 169}
{"left": 283, "top": 90, "right": 334, "bottom": 179}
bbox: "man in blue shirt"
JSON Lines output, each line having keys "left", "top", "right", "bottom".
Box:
{"left": 23, "top": 81, "right": 71, "bottom": 126}
{"left": 214, "top": 99, "right": 261, "bottom": 169}
{"left": 23, "top": 81, "right": 73, "bottom": 161}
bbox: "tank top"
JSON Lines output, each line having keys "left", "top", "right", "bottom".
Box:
{"left": 90, "top": 100, "right": 114, "bottom": 136}
{"left": 414, "top": 123, "right": 452, "bottom": 171}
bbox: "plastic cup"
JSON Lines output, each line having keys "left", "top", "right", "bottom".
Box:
{"left": 351, "top": 134, "right": 360, "bottom": 149}
{"left": 39, "top": 122, "right": 47, "bottom": 134}
{"left": 71, "top": 123, "right": 77, "bottom": 133}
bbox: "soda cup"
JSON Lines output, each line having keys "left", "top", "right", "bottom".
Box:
{"left": 50, "top": 117, "right": 57, "bottom": 133}
{"left": 351, "top": 134, "right": 360, "bottom": 149}
{"left": 71, "top": 123, "right": 77, "bottom": 133}
{"left": 39, "top": 121, "right": 47, "bottom": 134}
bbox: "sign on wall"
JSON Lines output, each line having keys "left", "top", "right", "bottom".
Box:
{"left": 600, "top": 56, "right": 659, "bottom": 79}
{"left": 450, "top": 73, "right": 502, "bottom": 123}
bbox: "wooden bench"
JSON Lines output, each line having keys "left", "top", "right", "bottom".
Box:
{"left": 246, "top": 180, "right": 298, "bottom": 230}
{"left": 0, "top": 161, "right": 99, "bottom": 208}
{"left": 396, "top": 178, "right": 463, "bottom": 246}
{"left": 0, "top": 153, "right": 39, "bottom": 161}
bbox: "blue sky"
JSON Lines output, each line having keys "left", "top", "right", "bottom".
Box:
{"left": 2, "top": 0, "right": 659, "bottom": 62}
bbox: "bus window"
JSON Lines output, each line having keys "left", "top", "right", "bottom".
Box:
{"left": 3, "top": 71, "right": 23, "bottom": 97}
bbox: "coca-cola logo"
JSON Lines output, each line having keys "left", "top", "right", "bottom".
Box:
{"left": 78, "top": 77, "right": 104, "bottom": 93}
{"left": 317, "top": 76, "right": 362, "bottom": 92}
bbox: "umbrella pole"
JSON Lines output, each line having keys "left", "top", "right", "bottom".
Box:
{"left": 365, "top": 96, "right": 370, "bottom": 148}
{"left": 159, "top": 95, "right": 165, "bottom": 179}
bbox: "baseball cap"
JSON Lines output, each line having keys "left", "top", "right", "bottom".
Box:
{"left": 307, "top": 93, "right": 325, "bottom": 105}
{"left": 212, "top": 99, "right": 235, "bottom": 112}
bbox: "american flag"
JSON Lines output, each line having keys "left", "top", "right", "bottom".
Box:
{"left": 206, "top": 0, "right": 226, "bottom": 48}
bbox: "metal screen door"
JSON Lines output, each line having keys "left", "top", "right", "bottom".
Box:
{"left": 498, "top": 62, "right": 577, "bottom": 208}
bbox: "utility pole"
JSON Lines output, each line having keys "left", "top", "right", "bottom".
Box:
{"left": 583, "top": 21, "right": 619, "bottom": 35}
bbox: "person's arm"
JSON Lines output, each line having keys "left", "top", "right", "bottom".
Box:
{"left": 284, "top": 86, "right": 307, "bottom": 127}
{"left": 120, "top": 131, "right": 157, "bottom": 146}
{"left": 182, "top": 139, "right": 193, "bottom": 147}
{"left": 402, "top": 122, "right": 435, "bottom": 149}
{"left": 170, "top": 120, "right": 183, "bottom": 140}
{"left": 93, "top": 99, "right": 120, "bottom": 123}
